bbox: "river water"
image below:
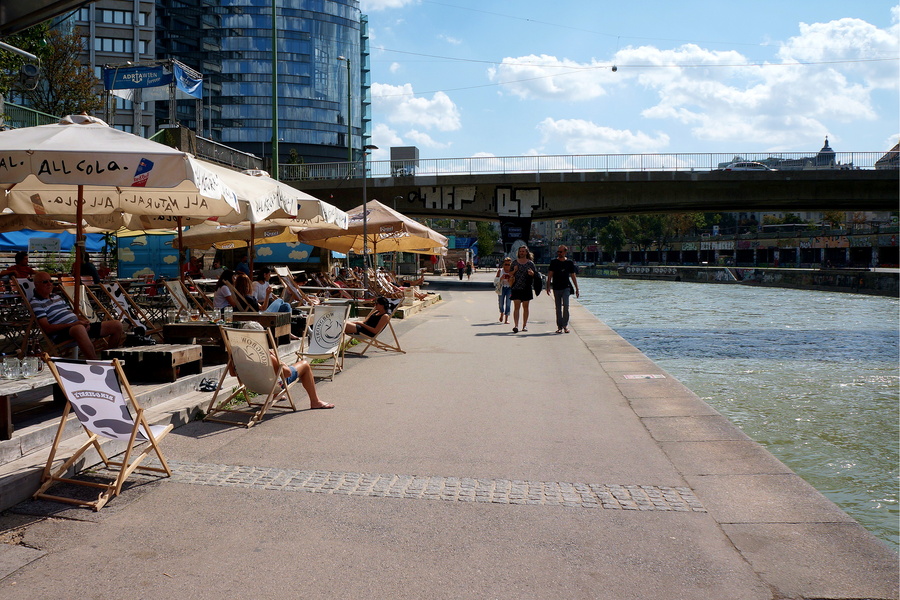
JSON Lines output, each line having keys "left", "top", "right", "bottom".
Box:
{"left": 576, "top": 278, "right": 898, "bottom": 550}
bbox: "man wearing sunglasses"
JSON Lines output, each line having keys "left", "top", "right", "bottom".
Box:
{"left": 546, "top": 245, "right": 580, "bottom": 333}
{"left": 31, "top": 272, "right": 124, "bottom": 359}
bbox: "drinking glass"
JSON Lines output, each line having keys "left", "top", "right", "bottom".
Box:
{"left": 3, "top": 357, "right": 20, "bottom": 380}
{"left": 167, "top": 309, "right": 179, "bottom": 324}
{"left": 21, "top": 356, "right": 42, "bottom": 378}
{"left": 190, "top": 309, "right": 200, "bottom": 322}
{"left": 224, "top": 307, "right": 233, "bottom": 323}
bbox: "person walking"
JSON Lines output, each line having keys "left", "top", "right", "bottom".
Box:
{"left": 456, "top": 258, "right": 465, "bottom": 280}
{"left": 495, "top": 257, "right": 512, "bottom": 323}
{"left": 465, "top": 260, "right": 473, "bottom": 280}
{"left": 509, "top": 245, "right": 537, "bottom": 333}
{"left": 546, "top": 244, "right": 579, "bottom": 333}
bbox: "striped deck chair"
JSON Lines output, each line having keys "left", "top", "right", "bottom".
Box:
{"left": 204, "top": 325, "right": 297, "bottom": 428}
{"left": 34, "top": 354, "right": 173, "bottom": 511}
{"left": 297, "top": 303, "right": 350, "bottom": 379}
{"left": 98, "top": 282, "right": 164, "bottom": 341}
{"left": 272, "top": 266, "right": 320, "bottom": 307}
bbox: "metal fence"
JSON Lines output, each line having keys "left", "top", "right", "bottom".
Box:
{"left": 280, "top": 151, "right": 894, "bottom": 181}
{"left": 0, "top": 101, "right": 60, "bottom": 129}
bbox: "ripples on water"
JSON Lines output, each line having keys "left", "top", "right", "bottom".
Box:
{"left": 578, "top": 279, "right": 899, "bottom": 550}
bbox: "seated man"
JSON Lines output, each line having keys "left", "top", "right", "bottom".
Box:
{"left": 31, "top": 271, "right": 124, "bottom": 359}
{"left": 0, "top": 251, "right": 36, "bottom": 279}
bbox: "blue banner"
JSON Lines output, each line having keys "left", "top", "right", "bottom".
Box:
{"left": 0, "top": 231, "right": 105, "bottom": 253}
{"left": 173, "top": 63, "right": 202, "bottom": 99}
{"left": 103, "top": 65, "right": 171, "bottom": 90}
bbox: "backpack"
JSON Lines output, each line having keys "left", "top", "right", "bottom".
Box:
{"left": 532, "top": 270, "right": 545, "bottom": 296}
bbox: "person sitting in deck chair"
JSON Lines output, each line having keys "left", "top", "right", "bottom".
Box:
{"left": 31, "top": 271, "right": 124, "bottom": 359}
{"left": 344, "top": 296, "right": 392, "bottom": 337}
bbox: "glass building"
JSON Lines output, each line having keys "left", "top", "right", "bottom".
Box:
{"left": 155, "top": 0, "right": 370, "bottom": 165}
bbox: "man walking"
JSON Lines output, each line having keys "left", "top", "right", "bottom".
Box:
{"left": 546, "top": 245, "right": 579, "bottom": 333}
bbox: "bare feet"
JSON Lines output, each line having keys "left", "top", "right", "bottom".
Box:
{"left": 310, "top": 401, "right": 335, "bottom": 409}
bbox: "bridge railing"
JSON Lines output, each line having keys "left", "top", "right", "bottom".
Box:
{"left": 279, "top": 151, "right": 893, "bottom": 181}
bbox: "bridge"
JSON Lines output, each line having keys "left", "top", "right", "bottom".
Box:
{"left": 283, "top": 152, "right": 898, "bottom": 222}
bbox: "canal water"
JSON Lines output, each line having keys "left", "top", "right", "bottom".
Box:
{"left": 576, "top": 278, "right": 898, "bottom": 550}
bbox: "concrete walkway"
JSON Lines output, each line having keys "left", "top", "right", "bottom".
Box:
{"left": 1, "top": 273, "right": 897, "bottom": 600}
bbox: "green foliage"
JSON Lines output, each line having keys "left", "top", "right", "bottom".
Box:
{"left": 597, "top": 219, "right": 626, "bottom": 254}
{"left": 0, "top": 23, "right": 49, "bottom": 99}
{"left": 475, "top": 221, "right": 498, "bottom": 257}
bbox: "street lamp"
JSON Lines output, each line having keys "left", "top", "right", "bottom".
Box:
{"left": 337, "top": 56, "right": 352, "bottom": 164}
{"left": 361, "top": 144, "right": 379, "bottom": 282}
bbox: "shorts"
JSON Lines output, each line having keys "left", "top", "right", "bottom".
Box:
{"left": 510, "top": 288, "right": 533, "bottom": 302}
{"left": 354, "top": 324, "right": 372, "bottom": 337}
{"left": 285, "top": 366, "right": 299, "bottom": 386}
{"left": 53, "top": 321, "right": 102, "bottom": 342}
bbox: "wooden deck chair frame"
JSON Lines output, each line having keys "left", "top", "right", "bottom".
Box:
{"left": 273, "top": 266, "right": 318, "bottom": 307}
{"left": 204, "top": 325, "right": 297, "bottom": 428}
{"left": 34, "top": 354, "right": 173, "bottom": 511}
{"left": 12, "top": 278, "right": 78, "bottom": 358}
{"left": 163, "top": 279, "right": 211, "bottom": 318}
{"left": 183, "top": 275, "right": 214, "bottom": 311}
{"left": 297, "top": 303, "right": 350, "bottom": 379}
{"left": 58, "top": 282, "right": 117, "bottom": 324}
{"left": 346, "top": 300, "right": 405, "bottom": 355}
{"left": 97, "top": 282, "right": 164, "bottom": 341}
{"left": 223, "top": 280, "right": 255, "bottom": 312}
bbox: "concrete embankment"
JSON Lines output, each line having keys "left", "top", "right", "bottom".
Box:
{"left": 0, "top": 275, "right": 896, "bottom": 600}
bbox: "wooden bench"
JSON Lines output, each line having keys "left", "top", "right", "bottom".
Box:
{"left": 0, "top": 372, "right": 58, "bottom": 440}
{"left": 101, "top": 343, "right": 203, "bottom": 383}
{"left": 162, "top": 323, "right": 228, "bottom": 365}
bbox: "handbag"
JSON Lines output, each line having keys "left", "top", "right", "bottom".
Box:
{"left": 532, "top": 271, "right": 544, "bottom": 296}
{"left": 493, "top": 276, "right": 502, "bottom": 294}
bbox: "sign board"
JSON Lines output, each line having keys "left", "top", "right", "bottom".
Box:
{"left": 28, "top": 237, "right": 61, "bottom": 253}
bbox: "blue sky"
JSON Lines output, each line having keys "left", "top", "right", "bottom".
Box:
{"left": 360, "top": 0, "right": 899, "bottom": 162}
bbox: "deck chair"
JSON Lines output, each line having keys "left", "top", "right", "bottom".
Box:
{"left": 224, "top": 280, "right": 256, "bottom": 312}
{"left": 183, "top": 275, "right": 214, "bottom": 312}
{"left": 297, "top": 303, "right": 350, "bottom": 379}
{"left": 98, "top": 282, "right": 164, "bottom": 341}
{"left": 346, "top": 299, "right": 405, "bottom": 355}
{"left": 12, "top": 278, "right": 78, "bottom": 357}
{"left": 273, "top": 266, "right": 320, "bottom": 307}
{"left": 163, "top": 279, "right": 212, "bottom": 318}
{"left": 58, "top": 282, "right": 117, "bottom": 324}
{"left": 34, "top": 354, "right": 173, "bottom": 511}
{"left": 204, "top": 325, "right": 297, "bottom": 427}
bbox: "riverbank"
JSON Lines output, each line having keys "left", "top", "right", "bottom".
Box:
{"left": 1, "top": 272, "right": 895, "bottom": 599}
{"left": 574, "top": 264, "right": 899, "bottom": 296}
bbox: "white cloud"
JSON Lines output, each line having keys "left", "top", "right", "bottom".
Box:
{"left": 163, "top": 255, "right": 178, "bottom": 264}
{"left": 438, "top": 34, "right": 462, "bottom": 45}
{"left": 118, "top": 248, "right": 135, "bottom": 262}
{"left": 405, "top": 129, "right": 451, "bottom": 149}
{"left": 389, "top": 62, "right": 401, "bottom": 74}
{"left": 537, "top": 118, "right": 670, "bottom": 153}
{"left": 289, "top": 250, "right": 309, "bottom": 260}
{"left": 487, "top": 54, "right": 615, "bottom": 101}
{"left": 372, "top": 83, "right": 462, "bottom": 132}
{"left": 257, "top": 246, "right": 273, "bottom": 256}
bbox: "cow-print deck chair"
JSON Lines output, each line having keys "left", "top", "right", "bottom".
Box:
{"left": 204, "top": 324, "right": 297, "bottom": 428}
{"left": 34, "top": 354, "right": 173, "bottom": 511}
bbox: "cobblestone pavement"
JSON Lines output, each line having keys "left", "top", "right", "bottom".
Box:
{"left": 167, "top": 461, "right": 706, "bottom": 512}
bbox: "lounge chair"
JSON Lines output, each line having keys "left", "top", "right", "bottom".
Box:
{"left": 272, "top": 265, "right": 319, "bottom": 307}
{"left": 297, "top": 303, "right": 350, "bottom": 379}
{"left": 204, "top": 325, "right": 297, "bottom": 427}
{"left": 12, "top": 278, "right": 78, "bottom": 357}
{"left": 33, "top": 355, "right": 173, "bottom": 511}
{"left": 98, "top": 282, "right": 164, "bottom": 341}
{"left": 346, "top": 299, "right": 405, "bottom": 355}
{"left": 163, "top": 279, "right": 212, "bottom": 319}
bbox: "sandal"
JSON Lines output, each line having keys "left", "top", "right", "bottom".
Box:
{"left": 197, "top": 377, "right": 219, "bottom": 392}
{"left": 512, "top": 327, "right": 518, "bottom": 333}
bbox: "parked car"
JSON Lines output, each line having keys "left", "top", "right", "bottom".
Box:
{"left": 722, "top": 161, "right": 777, "bottom": 171}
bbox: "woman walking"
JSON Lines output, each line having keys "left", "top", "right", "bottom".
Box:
{"left": 495, "top": 257, "right": 512, "bottom": 323}
{"left": 509, "top": 245, "right": 537, "bottom": 333}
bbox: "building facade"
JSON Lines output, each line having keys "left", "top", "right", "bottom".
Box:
{"left": 63, "top": 0, "right": 369, "bottom": 166}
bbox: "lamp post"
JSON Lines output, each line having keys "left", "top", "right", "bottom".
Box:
{"left": 271, "top": 0, "right": 279, "bottom": 180}
{"left": 337, "top": 56, "right": 352, "bottom": 165}
{"left": 361, "top": 144, "right": 379, "bottom": 284}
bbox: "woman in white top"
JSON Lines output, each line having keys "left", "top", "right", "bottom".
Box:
{"left": 495, "top": 256, "right": 513, "bottom": 323}
{"left": 251, "top": 268, "right": 273, "bottom": 310}
{"left": 213, "top": 269, "right": 239, "bottom": 310}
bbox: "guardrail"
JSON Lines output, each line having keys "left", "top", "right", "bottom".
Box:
{"left": 280, "top": 151, "right": 895, "bottom": 181}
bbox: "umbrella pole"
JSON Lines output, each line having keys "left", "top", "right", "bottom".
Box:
{"left": 177, "top": 216, "right": 185, "bottom": 282}
{"left": 249, "top": 222, "right": 255, "bottom": 274}
{"left": 73, "top": 184, "right": 84, "bottom": 316}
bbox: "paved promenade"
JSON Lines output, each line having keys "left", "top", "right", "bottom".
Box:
{"left": 1, "top": 272, "right": 897, "bottom": 599}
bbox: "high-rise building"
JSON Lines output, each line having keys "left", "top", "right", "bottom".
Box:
{"left": 155, "top": 0, "right": 369, "bottom": 165}
{"left": 63, "top": 0, "right": 369, "bottom": 165}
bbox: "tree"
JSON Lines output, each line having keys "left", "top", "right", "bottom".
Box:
{"left": 23, "top": 28, "right": 102, "bottom": 116}
{"left": 597, "top": 219, "right": 626, "bottom": 259}
{"left": 475, "top": 221, "right": 498, "bottom": 259}
{"left": 0, "top": 23, "right": 49, "bottom": 101}
{"left": 619, "top": 214, "right": 666, "bottom": 257}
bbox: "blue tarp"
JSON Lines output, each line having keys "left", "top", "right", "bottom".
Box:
{"left": 0, "top": 230, "right": 106, "bottom": 253}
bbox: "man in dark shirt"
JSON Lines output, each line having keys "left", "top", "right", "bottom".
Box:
{"left": 546, "top": 245, "right": 580, "bottom": 333}
{"left": 31, "top": 271, "right": 124, "bottom": 359}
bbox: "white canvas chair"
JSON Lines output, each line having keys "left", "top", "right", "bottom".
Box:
{"left": 58, "top": 282, "right": 116, "bottom": 325}
{"left": 346, "top": 299, "right": 405, "bottom": 355}
{"left": 272, "top": 266, "right": 319, "bottom": 307}
{"left": 204, "top": 325, "right": 297, "bottom": 427}
{"left": 98, "top": 282, "right": 164, "bottom": 341}
{"left": 34, "top": 355, "right": 173, "bottom": 511}
{"left": 297, "top": 303, "right": 350, "bottom": 379}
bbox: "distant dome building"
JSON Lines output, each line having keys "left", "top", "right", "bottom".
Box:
{"left": 815, "top": 137, "right": 836, "bottom": 167}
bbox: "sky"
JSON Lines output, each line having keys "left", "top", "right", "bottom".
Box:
{"left": 358, "top": 0, "right": 900, "bottom": 162}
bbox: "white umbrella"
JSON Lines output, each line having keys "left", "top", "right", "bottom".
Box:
{"left": 0, "top": 115, "right": 242, "bottom": 305}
